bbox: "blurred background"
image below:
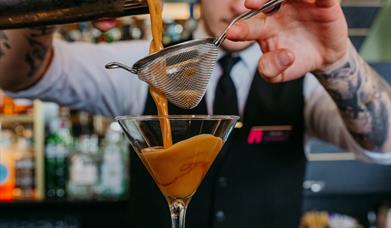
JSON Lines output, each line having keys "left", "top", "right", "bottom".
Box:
{"left": 0, "top": 0, "right": 390, "bottom": 227}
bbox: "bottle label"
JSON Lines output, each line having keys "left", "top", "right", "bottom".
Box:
{"left": 0, "top": 164, "right": 9, "bottom": 185}
{"left": 70, "top": 156, "right": 98, "bottom": 185}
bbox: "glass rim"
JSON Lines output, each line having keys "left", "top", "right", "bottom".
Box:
{"left": 115, "top": 115, "right": 240, "bottom": 121}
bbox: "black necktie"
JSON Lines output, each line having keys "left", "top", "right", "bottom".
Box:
{"left": 214, "top": 54, "right": 241, "bottom": 115}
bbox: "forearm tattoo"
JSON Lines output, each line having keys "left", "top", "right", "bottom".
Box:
{"left": 25, "top": 26, "right": 55, "bottom": 77}
{"left": 315, "top": 44, "right": 390, "bottom": 152}
{"left": 0, "top": 31, "right": 11, "bottom": 59}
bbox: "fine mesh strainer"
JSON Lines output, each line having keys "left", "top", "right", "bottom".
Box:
{"left": 106, "top": 0, "right": 285, "bottom": 109}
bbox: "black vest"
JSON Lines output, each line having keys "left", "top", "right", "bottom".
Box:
{"left": 128, "top": 70, "right": 306, "bottom": 228}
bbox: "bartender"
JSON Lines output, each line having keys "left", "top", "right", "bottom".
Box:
{"left": 1, "top": 0, "right": 391, "bottom": 227}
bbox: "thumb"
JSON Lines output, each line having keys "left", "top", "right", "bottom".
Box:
{"left": 258, "top": 49, "right": 295, "bottom": 81}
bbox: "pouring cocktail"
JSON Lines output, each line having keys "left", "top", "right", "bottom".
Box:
{"left": 117, "top": 115, "right": 238, "bottom": 228}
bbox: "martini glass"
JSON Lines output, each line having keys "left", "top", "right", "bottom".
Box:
{"left": 116, "top": 115, "right": 239, "bottom": 228}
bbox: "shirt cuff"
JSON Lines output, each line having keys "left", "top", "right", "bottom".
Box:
{"left": 358, "top": 150, "right": 391, "bottom": 165}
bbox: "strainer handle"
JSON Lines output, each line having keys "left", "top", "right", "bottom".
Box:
{"left": 214, "top": 0, "right": 285, "bottom": 46}
{"left": 105, "top": 62, "right": 138, "bottom": 74}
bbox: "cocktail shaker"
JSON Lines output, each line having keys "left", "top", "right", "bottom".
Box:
{"left": 0, "top": 0, "right": 148, "bottom": 29}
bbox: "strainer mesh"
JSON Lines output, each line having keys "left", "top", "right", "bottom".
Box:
{"left": 136, "top": 42, "right": 218, "bottom": 109}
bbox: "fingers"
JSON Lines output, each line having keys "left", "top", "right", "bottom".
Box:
{"left": 245, "top": 0, "right": 270, "bottom": 10}
{"left": 258, "top": 49, "right": 295, "bottom": 82}
{"left": 245, "top": 0, "right": 338, "bottom": 9}
{"left": 226, "top": 15, "right": 269, "bottom": 42}
{"left": 244, "top": 0, "right": 288, "bottom": 10}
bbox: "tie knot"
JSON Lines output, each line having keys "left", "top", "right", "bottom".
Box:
{"left": 218, "top": 54, "right": 241, "bottom": 76}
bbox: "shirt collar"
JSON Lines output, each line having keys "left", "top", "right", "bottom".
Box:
{"left": 193, "top": 21, "right": 261, "bottom": 71}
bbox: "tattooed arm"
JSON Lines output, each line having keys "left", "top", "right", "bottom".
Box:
{"left": 313, "top": 42, "right": 391, "bottom": 153}
{"left": 225, "top": 0, "right": 390, "bottom": 156}
{"left": 0, "top": 27, "right": 56, "bottom": 91}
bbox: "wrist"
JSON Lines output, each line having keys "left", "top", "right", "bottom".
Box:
{"left": 318, "top": 50, "right": 349, "bottom": 75}
{"left": 312, "top": 40, "right": 356, "bottom": 80}
{"left": 313, "top": 39, "right": 354, "bottom": 75}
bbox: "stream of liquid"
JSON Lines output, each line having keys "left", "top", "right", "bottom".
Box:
{"left": 143, "top": 1, "right": 223, "bottom": 200}
{"left": 146, "top": 0, "right": 172, "bottom": 148}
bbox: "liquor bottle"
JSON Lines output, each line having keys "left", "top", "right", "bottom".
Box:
{"left": 2, "top": 96, "right": 15, "bottom": 115}
{"left": 45, "top": 126, "right": 57, "bottom": 199}
{"left": 99, "top": 124, "right": 128, "bottom": 198}
{"left": 14, "top": 134, "right": 35, "bottom": 200}
{"left": 68, "top": 135, "right": 99, "bottom": 200}
{"left": 45, "top": 109, "right": 72, "bottom": 200}
{"left": 55, "top": 108, "right": 73, "bottom": 199}
{"left": 45, "top": 119, "right": 64, "bottom": 200}
{"left": 70, "top": 111, "right": 93, "bottom": 137}
{"left": 13, "top": 99, "right": 33, "bottom": 114}
{"left": 0, "top": 131, "right": 15, "bottom": 202}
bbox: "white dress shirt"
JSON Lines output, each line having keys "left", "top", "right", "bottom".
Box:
{"left": 7, "top": 23, "right": 391, "bottom": 164}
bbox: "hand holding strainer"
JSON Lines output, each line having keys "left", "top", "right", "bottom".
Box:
{"left": 106, "top": 0, "right": 285, "bottom": 109}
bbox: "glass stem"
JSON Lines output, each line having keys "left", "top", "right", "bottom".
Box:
{"left": 170, "top": 199, "right": 188, "bottom": 228}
